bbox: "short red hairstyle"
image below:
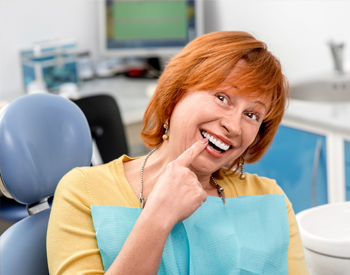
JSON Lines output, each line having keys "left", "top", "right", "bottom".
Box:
{"left": 141, "top": 31, "right": 289, "bottom": 169}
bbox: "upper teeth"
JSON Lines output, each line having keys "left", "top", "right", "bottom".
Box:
{"left": 201, "top": 131, "right": 230, "bottom": 151}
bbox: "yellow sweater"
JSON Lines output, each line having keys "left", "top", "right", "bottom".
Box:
{"left": 47, "top": 155, "right": 309, "bottom": 275}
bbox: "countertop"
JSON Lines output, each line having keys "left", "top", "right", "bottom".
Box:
{"left": 1, "top": 76, "right": 157, "bottom": 126}
{"left": 285, "top": 99, "right": 350, "bottom": 135}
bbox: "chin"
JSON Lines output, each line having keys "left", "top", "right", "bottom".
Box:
{"left": 190, "top": 154, "right": 224, "bottom": 176}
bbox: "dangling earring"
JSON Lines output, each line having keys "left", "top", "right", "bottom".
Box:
{"left": 162, "top": 120, "right": 169, "bottom": 140}
{"left": 238, "top": 156, "right": 245, "bottom": 180}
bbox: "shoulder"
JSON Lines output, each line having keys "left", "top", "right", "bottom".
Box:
{"left": 54, "top": 156, "right": 126, "bottom": 205}
{"left": 218, "top": 168, "right": 283, "bottom": 197}
{"left": 56, "top": 160, "right": 116, "bottom": 190}
{"left": 242, "top": 172, "right": 278, "bottom": 194}
{"left": 218, "top": 168, "right": 293, "bottom": 210}
{"left": 55, "top": 155, "right": 140, "bottom": 207}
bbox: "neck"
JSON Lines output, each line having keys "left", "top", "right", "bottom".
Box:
{"left": 198, "top": 174, "right": 216, "bottom": 191}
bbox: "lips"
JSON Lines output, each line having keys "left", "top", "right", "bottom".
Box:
{"left": 201, "top": 130, "right": 232, "bottom": 153}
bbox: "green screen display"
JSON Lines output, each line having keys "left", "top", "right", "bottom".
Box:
{"left": 112, "top": 1, "right": 188, "bottom": 41}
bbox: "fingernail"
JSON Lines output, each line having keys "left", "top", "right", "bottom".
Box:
{"left": 200, "top": 137, "right": 208, "bottom": 144}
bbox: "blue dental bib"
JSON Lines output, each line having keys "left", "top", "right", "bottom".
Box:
{"left": 91, "top": 195, "right": 289, "bottom": 274}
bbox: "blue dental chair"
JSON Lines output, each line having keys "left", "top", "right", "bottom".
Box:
{"left": 0, "top": 93, "right": 92, "bottom": 275}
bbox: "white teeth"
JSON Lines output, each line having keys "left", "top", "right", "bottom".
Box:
{"left": 201, "top": 130, "right": 230, "bottom": 151}
{"left": 211, "top": 147, "right": 222, "bottom": 154}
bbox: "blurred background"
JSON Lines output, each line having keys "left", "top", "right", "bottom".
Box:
{"left": 1, "top": 0, "right": 349, "bottom": 101}
{"left": 2, "top": 2, "right": 350, "bottom": 273}
{"left": 1, "top": 0, "right": 350, "bottom": 240}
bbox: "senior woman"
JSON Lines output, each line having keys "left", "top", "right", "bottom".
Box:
{"left": 47, "top": 31, "right": 309, "bottom": 275}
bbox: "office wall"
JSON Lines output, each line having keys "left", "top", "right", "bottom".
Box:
{"left": 0, "top": 0, "right": 98, "bottom": 101}
{"left": 205, "top": 0, "right": 350, "bottom": 84}
{"left": 1, "top": 0, "right": 350, "bottom": 100}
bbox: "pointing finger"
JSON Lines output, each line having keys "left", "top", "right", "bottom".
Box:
{"left": 174, "top": 138, "right": 208, "bottom": 167}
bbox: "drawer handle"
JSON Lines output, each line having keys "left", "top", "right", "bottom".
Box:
{"left": 312, "top": 139, "right": 322, "bottom": 207}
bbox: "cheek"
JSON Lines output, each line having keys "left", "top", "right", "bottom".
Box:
{"left": 242, "top": 126, "right": 260, "bottom": 147}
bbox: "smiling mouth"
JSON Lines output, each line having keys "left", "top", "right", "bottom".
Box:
{"left": 201, "top": 130, "right": 232, "bottom": 154}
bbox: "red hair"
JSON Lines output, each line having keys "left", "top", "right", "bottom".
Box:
{"left": 141, "top": 31, "right": 289, "bottom": 169}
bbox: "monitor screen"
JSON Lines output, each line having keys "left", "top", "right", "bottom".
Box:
{"left": 98, "top": 0, "right": 204, "bottom": 57}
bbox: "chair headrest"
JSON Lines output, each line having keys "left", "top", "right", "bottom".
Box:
{"left": 0, "top": 93, "right": 92, "bottom": 204}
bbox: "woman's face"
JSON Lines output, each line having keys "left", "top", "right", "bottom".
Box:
{"left": 167, "top": 81, "right": 269, "bottom": 178}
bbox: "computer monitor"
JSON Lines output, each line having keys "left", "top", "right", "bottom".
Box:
{"left": 97, "top": 0, "right": 204, "bottom": 58}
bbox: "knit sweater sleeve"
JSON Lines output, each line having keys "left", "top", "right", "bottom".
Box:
{"left": 47, "top": 168, "right": 105, "bottom": 275}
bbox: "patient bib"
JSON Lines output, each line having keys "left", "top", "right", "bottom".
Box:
{"left": 91, "top": 195, "right": 289, "bottom": 274}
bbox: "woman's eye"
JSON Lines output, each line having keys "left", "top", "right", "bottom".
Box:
{"left": 216, "top": 94, "right": 228, "bottom": 103}
{"left": 246, "top": 112, "right": 259, "bottom": 121}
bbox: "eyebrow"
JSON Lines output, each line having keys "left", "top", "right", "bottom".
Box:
{"left": 230, "top": 85, "right": 267, "bottom": 109}
{"left": 218, "top": 85, "right": 269, "bottom": 111}
{"left": 253, "top": 100, "right": 268, "bottom": 112}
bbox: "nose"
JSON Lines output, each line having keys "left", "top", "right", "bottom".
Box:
{"left": 220, "top": 112, "right": 242, "bottom": 136}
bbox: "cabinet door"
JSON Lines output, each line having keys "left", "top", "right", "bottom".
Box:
{"left": 245, "top": 125, "right": 328, "bottom": 213}
{"left": 343, "top": 141, "right": 350, "bottom": 201}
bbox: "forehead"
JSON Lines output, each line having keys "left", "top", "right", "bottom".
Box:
{"left": 186, "top": 59, "right": 274, "bottom": 110}
{"left": 217, "top": 60, "right": 273, "bottom": 108}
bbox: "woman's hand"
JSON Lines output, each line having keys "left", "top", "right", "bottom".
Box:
{"left": 142, "top": 138, "right": 209, "bottom": 227}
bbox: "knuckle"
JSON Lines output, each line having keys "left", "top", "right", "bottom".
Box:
{"left": 166, "top": 162, "right": 175, "bottom": 170}
{"left": 186, "top": 148, "right": 193, "bottom": 157}
{"left": 195, "top": 189, "right": 203, "bottom": 198}
{"left": 187, "top": 177, "right": 197, "bottom": 187}
{"left": 183, "top": 169, "right": 192, "bottom": 177}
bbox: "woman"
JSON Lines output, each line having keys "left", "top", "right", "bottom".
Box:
{"left": 47, "top": 31, "right": 309, "bottom": 274}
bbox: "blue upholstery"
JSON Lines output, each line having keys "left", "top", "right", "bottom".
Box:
{"left": 1, "top": 210, "right": 51, "bottom": 274}
{"left": 0, "top": 93, "right": 92, "bottom": 275}
{"left": 0, "top": 197, "right": 28, "bottom": 222}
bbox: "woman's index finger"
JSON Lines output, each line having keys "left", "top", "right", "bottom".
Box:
{"left": 174, "top": 138, "right": 208, "bottom": 167}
